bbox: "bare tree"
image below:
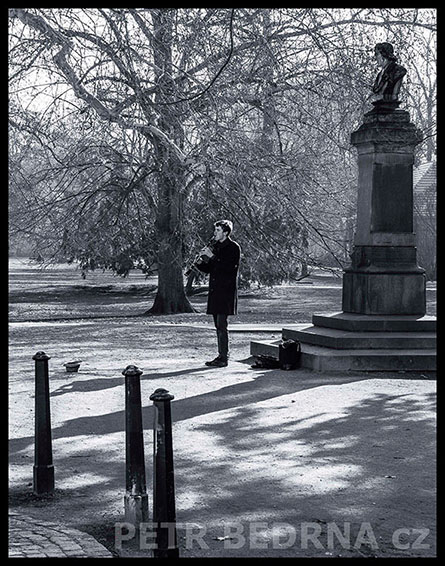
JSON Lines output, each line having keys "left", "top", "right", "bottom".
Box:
{"left": 9, "top": 8, "right": 436, "bottom": 301}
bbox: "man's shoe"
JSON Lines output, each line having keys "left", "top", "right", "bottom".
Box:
{"left": 211, "top": 359, "right": 228, "bottom": 367}
{"left": 205, "top": 357, "right": 228, "bottom": 367}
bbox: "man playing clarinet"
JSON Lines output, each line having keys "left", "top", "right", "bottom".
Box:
{"left": 197, "top": 220, "right": 241, "bottom": 367}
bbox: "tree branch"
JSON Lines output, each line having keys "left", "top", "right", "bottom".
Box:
{"left": 10, "top": 8, "right": 189, "bottom": 165}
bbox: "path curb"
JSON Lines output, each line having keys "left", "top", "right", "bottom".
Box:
{"left": 9, "top": 512, "right": 113, "bottom": 558}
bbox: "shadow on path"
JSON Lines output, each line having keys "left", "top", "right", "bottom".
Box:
{"left": 171, "top": 389, "right": 436, "bottom": 556}
{"left": 9, "top": 378, "right": 436, "bottom": 557}
{"left": 9, "top": 365, "right": 410, "bottom": 455}
{"left": 50, "top": 366, "right": 216, "bottom": 397}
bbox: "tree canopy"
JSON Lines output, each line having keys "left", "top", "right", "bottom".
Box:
{"left": 9, "top": 9, "right": 437, "bottom": 310}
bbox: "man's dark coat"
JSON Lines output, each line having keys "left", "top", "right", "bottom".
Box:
{"left": 197, "top": 237, "right": 241, "bottom": 315}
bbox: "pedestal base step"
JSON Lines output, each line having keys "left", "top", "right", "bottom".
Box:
{"left": 250, "top": 340, "right": 436, "bottom": 372}
{"left": 300, "top": 344, "right": 436, "bottom": 372}
{"left": 312, "top": 312, "right": 436, "bottom": 332}
{"left": 282, "top": 325, "right": 436, "bottom": 350}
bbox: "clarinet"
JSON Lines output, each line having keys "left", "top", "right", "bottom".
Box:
{"left": 185, "top": 238, "right": 216, "bottom": 277}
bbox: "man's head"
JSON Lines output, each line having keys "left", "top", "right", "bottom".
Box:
{"left": 214, "top": 220, "right": 233, "bottom": 241}
{"left": 375, "top": 42, "right": 397, "bottom": 63}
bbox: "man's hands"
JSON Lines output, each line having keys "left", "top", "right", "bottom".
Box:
{"left": 201, "top": 246, "right": 214, "bottom": 258}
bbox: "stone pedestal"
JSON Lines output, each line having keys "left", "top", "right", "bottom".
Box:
{"left": 342, "top": 108, "right": 426, "bottom": 315}
{"left": 250, "top": 105, "right": 436, "bottom": 372}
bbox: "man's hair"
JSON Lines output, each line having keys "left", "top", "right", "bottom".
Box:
{"left": 215, "top": 219, "right": 233, "bottom": 235}
{"left": 375, "top": 42, "right": 397, "bottom": 62}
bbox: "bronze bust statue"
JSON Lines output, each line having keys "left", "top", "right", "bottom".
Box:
{"left": 372, "top": 42, "right": 407, "bottom": 110}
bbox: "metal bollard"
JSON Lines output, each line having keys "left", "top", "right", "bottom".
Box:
{"left": 123, "top": 365, "right": 149, "bottom": 529}
{"left": 150, "top": 388, "right": 179, "bottom": 558}
{"left": 32, "top": 351, "right": 54, "bottom": 495}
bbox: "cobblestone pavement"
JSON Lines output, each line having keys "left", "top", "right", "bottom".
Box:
{"left": 9, "top": 512, "right": 113, "bottom": 558}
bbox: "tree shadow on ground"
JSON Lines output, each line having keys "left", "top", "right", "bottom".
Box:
{"left": 10, "top": 369, "right": 371, "bottom": 454}
{"left": 8, "top": 367, "right": 434, "bottom": 455}
{"left": 9, "top": 381, "right": 436, "bottom": 557}
{"left": 172, "top": 389, "right": 436, "bottom": 557}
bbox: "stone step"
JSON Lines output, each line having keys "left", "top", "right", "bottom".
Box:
{"left": 300, "top": 344, "right": 437, "bottom": 372}
{"left": 250, "top": 339, "right": 436, "bottom": 372}
{"left": 312, "top": 312, "right": 436, "bottom": 333}
{"left": 282, "top": 325, "right": 436, "bottom": 350}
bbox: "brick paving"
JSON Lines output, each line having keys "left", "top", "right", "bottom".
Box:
{"left": 9, "top": 512, "right": 113, "bottom": 558}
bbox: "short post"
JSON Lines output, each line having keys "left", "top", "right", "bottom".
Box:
{"left": 150, "top": 388, "right": 179, "bottom": 558}
{"left": 123, "top": 365, "right": 149, "bottom": 529}
{"left": 32, "top": 351, "right": 54, "bottom": 495}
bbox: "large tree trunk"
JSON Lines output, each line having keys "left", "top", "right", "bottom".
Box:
{"left": 145, "top": 9, "right": 195, "bottom": 314}
{"left": 145, "top": 158, "right": 195, "bottom": 314}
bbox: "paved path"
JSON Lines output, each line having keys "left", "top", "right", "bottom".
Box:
{"left": 9, "top": 512, "right": 113, "bottom": 558}
{"left": 141, "top": 322, "right": 310, "bottom": 332}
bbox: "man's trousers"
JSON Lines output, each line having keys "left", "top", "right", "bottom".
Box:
{"left": 212, "top": 314, "right": 229, "bottom": 361}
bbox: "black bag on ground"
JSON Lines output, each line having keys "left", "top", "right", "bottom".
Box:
{"left": 251, "top": 355, "right": 280, "bottom": 369}
{"left": 279, "top": 339, "right": 301, "bottom": 370}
